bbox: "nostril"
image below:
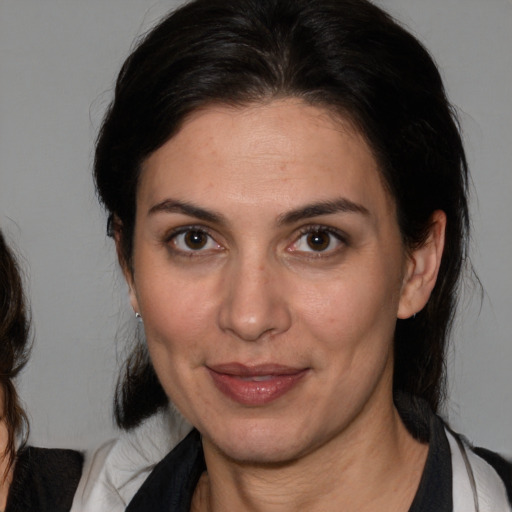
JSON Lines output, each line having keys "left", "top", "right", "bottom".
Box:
{"left": 220, "top": 313, "right": 277, "bottom": 342}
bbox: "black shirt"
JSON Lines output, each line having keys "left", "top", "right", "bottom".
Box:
{"left": 5, "top": 446, "right": 83, "bottom": 512}
{"left": 126, "top": 396, "right": 510, "bottom": 511}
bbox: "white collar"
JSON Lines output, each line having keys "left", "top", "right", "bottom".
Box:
{"left": 447, "top": 428, "right": 511, "bottom": 512}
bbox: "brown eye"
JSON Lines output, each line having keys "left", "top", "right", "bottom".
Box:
{"left": 170, "top": 228, "right": 221, "bottom": 253}
{"left": 290, "top": 227, "right": 345, "bottom": 255}
{"left": 184, "top": 230, "right": 208, "bottom": 250}
{"left": 306, "top": 231, "right": 330, "bottom": 251}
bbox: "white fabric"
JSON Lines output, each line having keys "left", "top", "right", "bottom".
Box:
{"left": 71, "top": 412, "right": 510, "bottom": 512}
{"left": 447, "top": 429, "right": 511, "bottom": 512}
{"left": 70, "top": 406, "right": 191, "bottom": 512}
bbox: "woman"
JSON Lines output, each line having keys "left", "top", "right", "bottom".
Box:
{"left": 0, "top": 230, "right": 30, "bottom": 510}
{"left": 86, "top": 0, "right": 511, "bottom": 509}
{"left": 0, "top": 230, "right": 83, "bottom": 511}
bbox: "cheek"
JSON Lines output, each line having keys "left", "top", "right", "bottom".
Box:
{"left": 135, "top": 269, "right": 217, "bottom": 359}
{"left": 297, "top": 263, "right": 402, "bottom": 356}
{"left": 137, "top": 280, "right": 212, "bottom": 405}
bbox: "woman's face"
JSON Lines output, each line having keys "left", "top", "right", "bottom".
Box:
{"left": 126, "top": 100, "right": 423, "bottom": 464}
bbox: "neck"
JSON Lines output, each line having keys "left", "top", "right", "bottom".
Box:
{"left": 195, "top": 397, "right": 428, "bottom": 512}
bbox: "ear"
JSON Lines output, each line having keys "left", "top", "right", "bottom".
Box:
{"left": 397, "top": 210, "right": 446, "bottom": 319}
{"left": 112, "top": 217, "right": 141, "bottom": 315}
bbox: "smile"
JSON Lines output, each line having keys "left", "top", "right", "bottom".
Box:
{"left": 239, "top": 375, "right": 275, "bottom": 382}
{"left": 206, "top": 363, "right": 309, "bottom": 406}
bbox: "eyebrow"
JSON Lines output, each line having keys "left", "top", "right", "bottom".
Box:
{"left": 277, "top": 198, "right": 370, "bottom": 225}
{"left": 148, "top": 197, "right": 369, "bottom": 226}
{"left": 148, "top": 199, "right": 226, "bottom": 224}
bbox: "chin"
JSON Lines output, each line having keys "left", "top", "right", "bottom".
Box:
{"left": 219, "top": 440, "right": 303, "bottom": 466}
{"left": 203, "top": 417, "right": 318, "bottom": 465}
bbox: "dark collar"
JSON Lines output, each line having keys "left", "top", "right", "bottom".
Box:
{"left": 126, "top": 429, "right": 205, "bottom": 512}
{"left": 6, "top": 446, "right": 83, "bottom": 512}
{"left": 126, "top": 396, "right": 452, "bottom": 512}
{"left": 397, "top": 395, "right": 452, "bottom": 512}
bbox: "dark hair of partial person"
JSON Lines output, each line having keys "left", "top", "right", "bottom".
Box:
{"left": 0, "top": 230, "right": 31, "bottom": 478}
{"left": 94, "top": 0, "right": 470, "bottom": 430}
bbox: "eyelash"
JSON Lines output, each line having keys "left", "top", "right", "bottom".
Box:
{"left": 164, "top": 225, "right": 222, "bottom": 256}
{"left": 163, "top": 224, "right": 348, "bottom": 258}
{"left": 289, "top": 225, "right": 348, "bottom": 257}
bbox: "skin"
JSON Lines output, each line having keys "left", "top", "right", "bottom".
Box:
{"left": 121, "top": 99, "right": 446, "bottom": 511}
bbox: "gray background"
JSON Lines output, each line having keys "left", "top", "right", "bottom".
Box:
{"left": 0, "top": 0, "right": 511, "bottom": 456}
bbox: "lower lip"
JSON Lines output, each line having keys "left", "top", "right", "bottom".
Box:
{"left": 207, "top": 368, "right": 308, "bottom": 406}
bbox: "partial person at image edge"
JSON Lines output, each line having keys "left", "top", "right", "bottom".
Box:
{"left": 0, "top": 229, "right": 83, "bottom": 512}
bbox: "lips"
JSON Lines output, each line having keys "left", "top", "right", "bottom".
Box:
{"left": 207, "top": 363, "right": 308, "bottom": 406}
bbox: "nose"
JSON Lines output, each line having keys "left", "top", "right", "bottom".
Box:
{"left": 218, "top": 257, "right": 292, "bottom": 342}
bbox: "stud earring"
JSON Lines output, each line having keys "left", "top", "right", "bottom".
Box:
{"left": 135, "top": 312, "right": 143, "bottom": 322}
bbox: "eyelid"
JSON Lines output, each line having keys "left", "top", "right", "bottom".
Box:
{"left": 162, "top": 223, "right": 348, "bottom": 258}
{"left": 164, "top": 224, "right": 223, "bottom": 254}
{"left": 288, "top": 224, "right": 348, "bottom": 254}
{"left": 164, "top": 224, "right": 210, "bottom": 241}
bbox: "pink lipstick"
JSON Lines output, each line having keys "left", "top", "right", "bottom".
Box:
{"left": 207, "top": 363, "right": 308, "bottom": 406}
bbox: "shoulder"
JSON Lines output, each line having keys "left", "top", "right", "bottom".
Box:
{"left": 473, "top": 445, "right": 512, "bottom": 492}
{"left": 396, "top": 394, "right": 511, "bottom": 510}
{"left": 70, "top": 406, "right": 191, "bottom": 512}
{"left": 16, "top": 445, "right": 83, "bottom": 473}
{"left": 471, "top": 445, "right": 512, "bottom": 504}
{"left": 446, "top": 428, "right": 512, "bottom": 510}
{"left": 7, "top": 446, "right": 84, "bottom": 512}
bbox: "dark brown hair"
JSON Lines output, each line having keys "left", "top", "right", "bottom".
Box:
{"left": 95, "top": 0, "right": 469, "bottom": 428}
{"left": 0, "top": 230, "right": 31, "bottom": 478}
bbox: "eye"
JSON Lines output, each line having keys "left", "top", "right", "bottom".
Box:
{"left": 290, "top": 227, "right": 345, "bottom": 254}
{"left": 169, "top": 228, "right": 222, "bottom": 253}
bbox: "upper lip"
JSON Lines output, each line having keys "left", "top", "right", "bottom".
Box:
{"left": 207, "top": 363, "right": 307, "bottom": 377}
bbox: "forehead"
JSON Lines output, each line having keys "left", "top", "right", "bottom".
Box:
{"left": 138, "top": 99, "right": 394, "bottom": 219}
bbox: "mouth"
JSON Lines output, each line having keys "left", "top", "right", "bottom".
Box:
{"left": 239, "top": 375, "right": 277, "bottom": 382}
{"left": 206, "top": 363, "right": 309, "bottom": 406}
